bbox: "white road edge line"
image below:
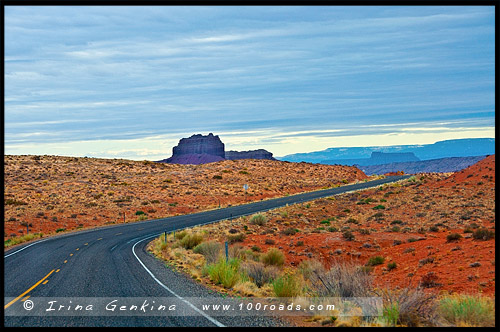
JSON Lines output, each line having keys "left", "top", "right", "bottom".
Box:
{"left": 4, "top": 238, "right": 50, "bottom": 258}
{"left": 132, "top": 234, "right": 225, "bottom": 327}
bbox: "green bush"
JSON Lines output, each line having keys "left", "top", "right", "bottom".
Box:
{"left": 438, "top": 294, "right": 495, "bottom": 327}
{"left": 366, "top": 256, "right": 385, "bottom": 266}
{"left": 205, "top": 258, "right": 241, "bottom": 289}
{"left": 261, "top": 248, "right": 285, "bottom": 267}
{"left": 373, "top": 205, "right": 386, "bottom": 210}
{"left": 387, "top": 262, "right": 397, "bottom": 271}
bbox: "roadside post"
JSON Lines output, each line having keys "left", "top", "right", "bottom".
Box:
{"left": 225, "top": 241, "right": 229, "bottom": 263}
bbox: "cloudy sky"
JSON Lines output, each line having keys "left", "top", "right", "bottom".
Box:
{"left": 5, "top": 6, "right": 495, "bottom": 160}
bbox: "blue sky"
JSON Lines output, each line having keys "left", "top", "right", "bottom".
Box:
{"left": 4, "top": 6, "right": 495, "bottom": 160}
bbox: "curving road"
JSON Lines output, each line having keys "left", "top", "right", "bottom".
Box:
{"left": 4, "top": 175, "right": 410, "bottom": 327}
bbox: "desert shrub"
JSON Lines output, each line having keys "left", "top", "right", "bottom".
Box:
{"left": 438, "top": 294, "right": 495, "bottom": 327}
{"left": 307, "top": 262, "right": 373, "bottom": 297}
{"left": 135, "top": 211, "right": 145, "bottom": 215}
{"left": 366, "top": 256, "right": 385, "bottom": 266}
{"left": 251, "top": 245, "right": 261, "bottom": 252}
{"left": 373, "top": 205, "right": 386, "bottom": 210}
{"left": 272, "top": 274, "right": 303, "bottom": 297}
{"left": 205, "top": 258, "right": 241, "bottom": 289}
{"left": 446, "top": 233, "right": 462, "bottom": 242}
{"left": 419, "top": 271, "right": 440, "bottom": 288}
{"left": 282, "top": 228, "right": 299, "bottom": 235}
{"left": 212, "top": 175, "right": 223, "bottom": 179}
{"left": 387, "top": 262, "right": 397, "bottom": 271}
{"left": 249, "top": 214, "right": 267, "bottom": 226}
{"left": 56, "top": 228, "right": 66, "bottom": 233}
{"left": 193, "top": 241, "right": 222, "bottom": 264}
{"left": 227, "top": 233, "right": 245, "bottom": 243}
{"left": 472, "top": 228, "right": 495, "bottom": 241}
{"left": 298, "top": 259, "right": 325, "bottom": 280}
{"left": 376, "top": 288, "right": 439, "bottom": 327}
{"left": 174, "top": 230, "right": 188, "bottom": 240}
{"left": 264, "top": 238, "right": 275, "bottom": 245}
{"left": 342, "top": 230, "right": 355, "bottom": 241}
{"left": 241, "top": 261, "right": 279, "bottom": 288}
{"left": 180, "top": 233, "right": 204, "bottom": 249}
{"left": 327, "top": 227, "right": 338, "bottom": 232}
{"left": 429, "top": 225, "right": 439, "bottom": 232}
{"left": 5, "top": 199, "right": 28, "bottom": 206}
{"left": 261, "top": 248, "right": 285, "bottom": 267}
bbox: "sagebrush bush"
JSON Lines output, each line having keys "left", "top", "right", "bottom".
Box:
{"left": 298, "top": 259, "right": 325, "bottom": 280}
{"left": 438, "top": 294, "right": 495, "bottom": 327}
{"left": 249, "top": 213, "right": 267, "bottom": 226}
{"left": 241, "top": 261, "right": 279, "bottom": 288}
{"left": 261, "top": 248, "right": 285, "bottom": 267}
{"left": 307, "top": 262, "right": 373, "bottom": 297}
{"left": 446, "top": 233, "right": 462, "bottom": 242}
{"left": 376, "top": 288, "right": 439, "bottom": 327}
{"left": 472, "top": 228, "right": 495, "bottom": 241}
{"left": 193, "top": 241, "right": 222, "bottom": 264}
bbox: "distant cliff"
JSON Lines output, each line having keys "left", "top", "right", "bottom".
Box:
{"left": 158, "top": 133, "right": 275, "bottom": 165}
{"left": 225, "top": 149, "right": 276, "bottom": 161}
{"left": 279, "top": 138, "right": 495, "bottom": 163}
{"left": 323, "top": 152, "right": 420, "bottom": 166}
{"left": 359, "top": 156, "right": 488, "bottom": 175}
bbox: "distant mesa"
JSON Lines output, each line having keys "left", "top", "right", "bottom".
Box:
{"left": 359, "top": 155, "right": 489, "bottom": 175}
{"left": 158, "top": 133, "right": 276, "bottom": 165}
{"left": 225, "top": 149, "right": 275, "bottom": 161}
{"left": 323, "top": 151, "right": 420, "bottom": 166}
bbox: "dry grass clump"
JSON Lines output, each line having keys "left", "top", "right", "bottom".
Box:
{"left": 260, "top": 248, "right": 286, "bottom": 267}
{"left": 438, "top": 294, "right": 495, "bottom": 327}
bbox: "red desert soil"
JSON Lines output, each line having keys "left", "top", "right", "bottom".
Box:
{"left": 201, "top": 155, "right": 495, "bottom": 297}
{"left": 4, "top": 155, "right": 367, "bottom": 243}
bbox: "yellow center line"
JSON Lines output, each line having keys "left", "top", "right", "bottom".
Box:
{"left": 76, "top": 248, "right": 79, "bottom": 251}
{"left": 21, "top": 296, "right": 30, "bottom": 302}
{"left": 55, "top": 269, "right": 60, "bottom": 273}
{"left": 70, "top": 253, "right": 73, "bottom": 256}
{"left": 97, "top": 238, "right": 102, "bottom": 241}
{"left": 4, "top": 269, "right": 55, "bottom": 309}
{"left": 84, "top": 243, "right": 88, "bottom": 245}
{"left": 42, "top": 280, "right": 49, "bottom": 285}
{"left": 64, "top": 260, "right": 67, "bottom": 264}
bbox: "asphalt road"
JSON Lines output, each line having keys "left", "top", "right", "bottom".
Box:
{"left": 4, "top": 175, "right": 410, "bottom": 327}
